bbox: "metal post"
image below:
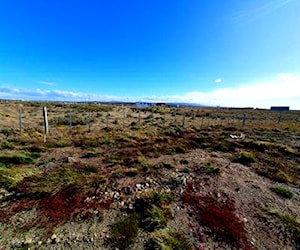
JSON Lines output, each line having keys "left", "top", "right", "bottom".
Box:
{"left": 43, "top": 106, "right": 49, "bottom": 143}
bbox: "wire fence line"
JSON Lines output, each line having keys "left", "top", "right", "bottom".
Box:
{"left": 0, "top": 102, "right": 300, "bottom": 136}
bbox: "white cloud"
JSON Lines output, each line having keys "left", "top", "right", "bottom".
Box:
{"left": 39, "top": 81, "right": 56, "bottom": 86}
{"left": 215, "top": 78, "right": 222, "bottom": 83}
{"left": 1, "top": 73, "right": 300, "bottom": 109}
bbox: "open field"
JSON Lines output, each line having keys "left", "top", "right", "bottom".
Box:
{"left": 0, "top": 100, "right": 300, "bottom": 249}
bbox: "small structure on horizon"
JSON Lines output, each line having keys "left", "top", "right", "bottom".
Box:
{"left": 136, "top": 102, "right": 154, "bottom": 108}
{"left": 270, "top": 106, "right": 289, "bottom": 111}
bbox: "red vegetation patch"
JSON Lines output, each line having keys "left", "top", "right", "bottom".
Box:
{"left": 38, "top": 185, "right": 82, "bottom": 228}
{"left": 181, "top": 182, "right": 253, "bottom": 250}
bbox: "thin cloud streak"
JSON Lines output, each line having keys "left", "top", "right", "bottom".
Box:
{"left": 232, "top": 0, "right": 294, "bottom": 25}
{"left": 1, "top": 73, "right": 300, "bottom": 109}
{"left": 39, "top": 81, "right": 56, "bottom": 86}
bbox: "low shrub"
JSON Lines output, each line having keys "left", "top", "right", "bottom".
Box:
{"left": 124, "top": 168, "right": 139, "bottom": 177}
{"left": 80, "top": 151, "right": 101, "bottom": 158}
{"left": 234, "top": 151, "right": 256, "bottom": 166}
{"left": 270, "top": 186, "right": 293, "bottom": 199}
{"left": 135, "top": 191, "right": 173, "bottom": 231}
{"left": 197, "top": 162, "right": 220, "bottom": 175}
{"left": 110, "top": 215, "right": 139, "bottom": 249}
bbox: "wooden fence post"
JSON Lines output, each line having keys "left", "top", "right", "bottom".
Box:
{"left": 106, "top": 113, "right": 109, "bottom": 128}
{"left": 43, "top": 106, "right": 49, "bottom": 143}
{"left": 278, "top": 113, "right": 282, "bottom": 123}
{"left": 122, "top": 105, "right": 125, "bottom": 130}
{"left": 182, "top": 113, "right": 186, "bottom": 128}
{"left": 242, "top": 114, "right": 246, "bottom": 127}
{"left": 138, "top": 111, "right": 141, "bottom": 128}
{"left": 69, "top": 110, "right": 72, "bottom": 129}
{"left": 18, "top": 106, "right": 22, "bottom": 133}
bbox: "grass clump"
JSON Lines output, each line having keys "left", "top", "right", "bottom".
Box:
{"left": 0, "top": 152, "right": 40, "bottom": 165}
{"left": 90, "top": 175, "right": 108, "bottom": 194}
{"left": 80, "top": 151, "right": 101, "bottom": 158}
{"left": 146, "top": 205, "right": 171, "bottom": 230}
{"left": 234, "top": 151, "right": 256, "bottom": 166}
{"left": 0, "top": 166, "right": 37, "bottom": 190}
{"left": 17, "top": 165, "right": 82, "bottom": 194}
{"left": 135, "top": 191, "right": 173, "bottom": 231}
{"left": 197, "top": 162, "right": 220, "bottom": 175}
{"left": 124, "top": 168, "right": 139, "bottom": 177}
{"left": 110, "top": 215, "right": 139, "bottom": 249}
{"left": 262, "top": 210, "right": 300, "bottom": 247}
{"left": 179, "top": 159, "right": 189, "bottom": 165}
{"left": 0, "top": 140, "right": 15, "bottom": 150}
{"left": 270, "top": 186, "right": 293, "bottom": 199}
{"left": 150, "top": 228, "right": 192, "bottom": 250}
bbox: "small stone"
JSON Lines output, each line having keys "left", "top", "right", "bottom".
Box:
{"left": 114, "top": 192, "right": 120, "bottom": 200}
{"left": 243, "top": 218, "right": 248, "bottom": 223}
{"left": 128, "top": 203, "right": 134, "bottom": 211}
{"left": 38, "top": 241, "right": 43, "bottom": 246}
{"left": 25, "top": 238, "right": 33, "bottom": 244}
{"left": 122, "top": 186, "right": 132, "bottom": 195}
{"left": 67, "top": 157, "right": 76, "bottom": 163}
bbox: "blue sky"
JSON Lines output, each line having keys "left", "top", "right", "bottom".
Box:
{"left": 1, "top": 0, "right": 300, "bottom": 108}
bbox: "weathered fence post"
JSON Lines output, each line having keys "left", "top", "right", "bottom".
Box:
{"left": 182, "top": 113, "right": 186, "bottom": 128}
{"left": 242, "top": 114, "right": 246, "bottom": 127}
{"left": 106, "top": 112, "right": 109, "bottom": 128}
{"left": 69, "top": 110, "right": 72, "bottom": 129}
{"left": 88, "top": 112, "right": 91, "bottom": 132}
{"left": 278, "top": 113, "right": 282, "bottom": 123}
{"left": 138, "top": 111, "right": 141, "bottom": 128}
{"left": 122, "top": 105, "right": 125, "bottom": 130}
{"left": 18, "top": 106, "right": 22, "bottom": 133}
{"left": 43, "top": 106, "right": 49, "bottom": 143}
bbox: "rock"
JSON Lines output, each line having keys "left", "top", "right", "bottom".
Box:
{"left": 24, "top": 238, "right": 33, "bottom": 244}
{"left": 41, "top": 162, "right": 56, "bottom": 170}
{"left": 122, "top": 186, "right": 132, "bottom": 195}
{"left": 67, "top": 157, "right": 77, "bottom": 163}
{"left": 113, "top": 192, "right": 120, "bottom": 200}
{"left": 51, "top": 234, "right": 60, "bottom": 244}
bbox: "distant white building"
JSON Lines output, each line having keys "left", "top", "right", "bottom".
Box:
{"left": 136, "top": 102, "right": 154, "bottom": 108}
